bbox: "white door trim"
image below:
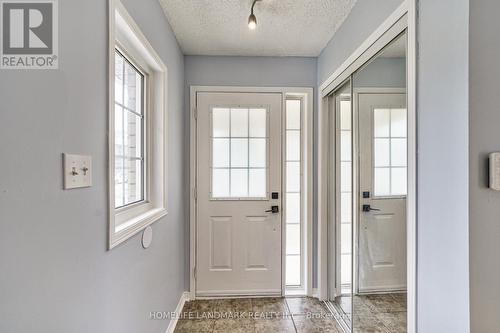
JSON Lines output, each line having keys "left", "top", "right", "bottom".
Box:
{"left": 317, "top": 1, "right": 417, "bottom": 333}
{"left": 189, "top": 86, "right": 314, "bottom": 299}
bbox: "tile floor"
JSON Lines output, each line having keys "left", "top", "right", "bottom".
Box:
{"left": 174, "top": 297, "right": 344, "bottom": 333}
{"left": 352, "top": 293, "right": 407, "bottom": 333}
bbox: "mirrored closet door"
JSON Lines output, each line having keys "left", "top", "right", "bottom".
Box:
{"left": 325, "top": 31, "right": 408, "bottom": 333}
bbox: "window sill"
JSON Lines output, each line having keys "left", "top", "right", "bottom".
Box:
{"left": 110, "top": 207, "right": 167, "bottom": 249}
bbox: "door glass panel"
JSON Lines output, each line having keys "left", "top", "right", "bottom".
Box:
{"left": 212, "top": 169, "right": 229, "bottom": 197}
{"left": 286, "top": 193, "right": 300, "bottom": 223}
{"left": 374, "top": 138, "right": 390, "bottom": 167}
{"left": 249, "top": 169, "right": 266, "bottom": 197}
{"left": 211, "top": 107, "right": 268, "bottom": 199}
{"left": 286, "top": 131, "right": 301, "bottom": 161}
{"left": 213, "top": 139, "right": 229, "bottom": 168}
{"left": 391, "top": 108, "right": 407, "bottom": 137}
{"left": 249, "top": 108, "right": 267, "bottom": 137}
{"left": 286, "top": 255, "right": 301, "bottom": 286}
{"left": 391, "top": 167, "right": 407, "bottom": 195}
{"left": 231, "top": 138, "right": 248, "bottom": 168}
{"left": 374, "top": 168, "right": 391, "bottom": 196}
{"left": 230, "top": 169, "right": 248, "bottom": 197}
{"left": 286, "top": 224, "right": 301, "bottom": 255}
{"left": 286, "top": 100, "right": 301, "bottom": 129}
{"left": 373, "top": 108, "right": 408, "bottom": 196}
{"left": 249, "top": 138, "right": 266, "bottom": 168}
{"left": 286, "top": 162, "right": 301, "bottom": 192}
{"left": 374, "top": 108, "right": 390, "bottom": 137}
{"left": 230, "top": 108, "right": 248, "bottom": 137}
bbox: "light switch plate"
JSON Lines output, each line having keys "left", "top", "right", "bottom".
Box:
{"left": 63, "top": 153, "right": 92, "bottom": 189}
{"left": 490, "top": 153, "right": 500, "bottom": 191}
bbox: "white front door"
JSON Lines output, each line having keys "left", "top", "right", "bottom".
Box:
{"left": 358, "top": 92, "right": 407, "bottom": 293}
{"left": 196, "top": 92, "right": 282, "bottom": 297}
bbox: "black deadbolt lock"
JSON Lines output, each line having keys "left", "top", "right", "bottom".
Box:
{"left": 363, "top": 191, "right": 370, "bottom": 198}
{"left": 272, "top": 192, "right": 279, "bottom": 199}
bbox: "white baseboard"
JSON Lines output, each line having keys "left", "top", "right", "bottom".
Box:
{"left": 165, "top": 291, "right": 190, "bottom": 333}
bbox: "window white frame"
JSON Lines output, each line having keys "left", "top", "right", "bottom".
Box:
{"left": 318, "top": 1, "right": 416, "bottom": 332}
{"left": 189, "top": 86, "right": 313, "bottom": 299}
{"left": 108, "top": 0, "right": 168, "bottom": 249}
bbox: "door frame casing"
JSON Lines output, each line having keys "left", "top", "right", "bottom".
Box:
{"left": 189, "top": 86, "right": 314, "bottom": 299}
{"left": 317, "top": 1, "right": 417, "bottom": 332}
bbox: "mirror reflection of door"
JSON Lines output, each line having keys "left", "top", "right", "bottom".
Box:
{"left": 352, "top": 32, "right": 408, "bottom": 333}
{"left": 328, "top": 80, "right": 354, "bottom": 330}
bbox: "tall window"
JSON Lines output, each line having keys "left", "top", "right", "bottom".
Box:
{"left": 285, "top": 99, "right": 302, "bottom": 287}
{"left": 114, "top": 50, "right": 145, "bottom": 208}
{"left": 109, "top": 0, "right": 167, "bottom": 249}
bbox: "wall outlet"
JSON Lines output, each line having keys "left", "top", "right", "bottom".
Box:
{"left": 63, "top": 154, "right": 92, "bottom": 189}
{"left": 490, "top": 153, "right": 500, "bottom": 191}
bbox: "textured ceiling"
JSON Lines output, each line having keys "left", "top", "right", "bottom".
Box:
{"left": 158, "top": 0, "right": 358, "bottom": 57}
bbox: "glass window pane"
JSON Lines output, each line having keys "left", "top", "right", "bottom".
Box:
{"left": 124, "top": 112, "right": 142, "bottom": 158}
{"left": 213, "top": 138, "right": 229, "bottom": 168}
{"left": 341, "top": 253, "right": 352, "bottom": 286}
{"left": 341, "top": 161, "right": 352, "bottom": 193}
{"left": 286, "top": 162, "right": 301, "bottom": 192}
{"left": 230, "top": 169, "right": 248, "bottom": 197}
{"left": 341, "top": 131, "right": 352, "bottom": 161}
{"left": 340, "top": 100, "right": 351, "bottom": 130}
{"left": 341, "top": 192, "right": 352, "bottom": 223}
{"left": 286, "top": 100, "right": 301, "bottom": 130}
{"left": 230, "top": 138, "right": 248, "bottom": 168}
{"left": 374, "top": 138, "right": 390, "bottom": 167}
{"left": 123, "top": 159, "right": 142, "bottom": 205}
{"left": 249, "top": 169, "right": 266, "bottom": 197}
{"left": 212, "top": 169, "right": 229, "bottom": 198}
{"left": 374, "top": 109, "right": 390, "bottom": 137}
{"left": 286, "top": 255, "right": 301, "bottom": 286}
{"left": 114, "top": 105, "right": 124, "bottom": 156}
{"left": 286, "top": 131, "right": 301, "bottom": 161}
{"left": 231, "top": 108, "right": 248, "bottom": 137}
{"left": 213, "top": 108, "right": 230, "bottom": 137}
{"left": 286, "top": 224, "right": 301, "bottom": 255}
{"left": 114, "top": 158, "right": 124, "bottom": 208}
{"left": 124, "top": 62, "right": 142, "bottom": 112}
{"left": 341, "top": 223, "right": 352, "bottom": 254}
{"left": 391, "top": 108, "right": 407, "bottom": 137}
{"left": 374, "top": 168, "right": 391, "bottom": 196}
{"left": 391, "top": 167, "right": 407, "bottom": 195}
{"left": 391, "top": 138, "right": 407, "bottom": 167}
{"left": 249, "top": 138, "right": 266, "bottom": 168}
{"left": 249, "top": 108, "right": 266, "bottom": 137}
{"left": 114, "top": 53, "right": 124, "bottom": 104}
{"left": 286, "top": 193, "right": 300, "bottom": 223}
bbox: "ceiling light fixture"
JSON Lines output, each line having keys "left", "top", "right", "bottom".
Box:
{"left": 248, "top": 0, "right": 261, "bottom": 30}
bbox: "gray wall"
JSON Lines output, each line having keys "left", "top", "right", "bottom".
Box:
{"left": 317, "top": 0, "right": 470, "bottom": 332}
{"left": 353, "top": 57, "right": 406, "bottom": 88}
{"left": 417, "top": 1, "right": 470, "bottom": 332}
{"left": 0, "top": 0, "right": 186, "bottom": 332}
{"left": 184, "top": 55, "right": 317, "bottom": 286}
{"left": 469, "top": 0, "right": 500, "bottom": 331}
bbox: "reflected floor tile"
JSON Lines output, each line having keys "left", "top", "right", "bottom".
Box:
{"left": 213, "top": 318, "right": 255, "bottom": 333}
{"left": 254, "top": 318, "right": 296, "bottom": 333}
{"left": 174, "top": 319, "right": 215, "bottom": 333}
{"left": 286, "top": 297, "right": 328, "bottom": 315}
{"left": 375, "top": 312, "right": 407, "bottom": 333}
{"left": 293, "top": 315, "right": 341, "bottom": 333}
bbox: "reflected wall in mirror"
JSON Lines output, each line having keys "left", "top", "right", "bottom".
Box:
{"left": 352, "top": 32, "right": 408, "bottom": 333}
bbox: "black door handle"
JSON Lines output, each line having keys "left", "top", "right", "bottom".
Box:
{"left": 362, "top": 204, "right": 381, "bottom": 212}
{"left": 265, "top": 205, "right": 280, "bottom": 214}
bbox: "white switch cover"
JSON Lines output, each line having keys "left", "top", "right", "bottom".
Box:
{"left": 63, "top": 154, "right": 92, "bottom": 189}
{"left": 490, "top": 153, "right": 500, "bottom": 191}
